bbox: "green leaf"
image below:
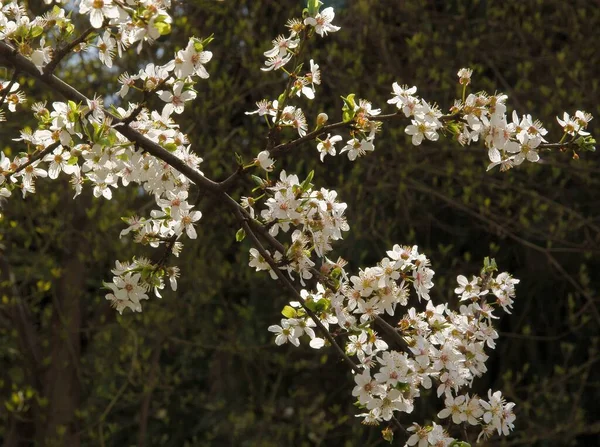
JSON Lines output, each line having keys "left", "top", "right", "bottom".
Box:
{"left": 300, "top": 170, "right": 314, "bottom": 192}
{"left": 193, "top": 35, "right": 214, "bottom": 52}
{"left": 304, "top": 299, "right": 318, "bottom": 312}
{"left": 235, "top": 228, "right": 245, "bottom": 242}
{"left": 341, "top": 94, "right": 357, "bottom": 123}
{"left": 235, "top": 152, "right": 243, "bottom": 165}
{"left": 68, "top": 100, "right": 78, "bottom": 113}
{"left": 307, "top": 0, "right": 323, "bottom": 17}
{"left": 281, "top": 305, "right": 297, "bottom": 319}
{"left": 314, "top": 298, "right": 330, "bottom": 312}
{"left": 154, "top": 15, "right": 172, "bottom": 36}
{"left": 251, "top": 175, "right": 268, "bottom": 189}
{"left": 394, "top": 382, "right": 410, "bottom": 392}
{"left": 30, "top": 26, "right": 44, "bottom": 38}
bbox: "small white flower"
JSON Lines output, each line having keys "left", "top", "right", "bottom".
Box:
{"left": 268, "top": 321, "right": 300, "bottom": 346}
{"left": 262, "top": 53, "right": 293, "bottom": 72}
{"left": 245, "top": 100, "right": 275, "bottom": 117}
{"left": 457, "top": 67, "right": 473, "bottom": 85}
{"left": 42, "top": 146, "right": 77, "bottom": 179}
{"left": 79, "top": 0, "right": 120, "bottom": 29}
{"left": 173, "top": 209, "right": 202, "bottom": 239}
{"left": 255, "top": 150, "right": 275, "bottom": 171}
{"left": 264, "top": 34, "right": 299, "bottom": 58}
{"left": 405, "top": 118, "right": 439, "bottom": 146}
{"left": 158, "top": 81, "right": 197, "bottom": 115}
{"left": 97, "top": 31, "right": 116, "bottom": 68}
{"left": 316, "top": 134, "right": 342, "bottom": 162}
{"left": 31, "top": 38, "right": 52, "bottom": 73}
{"left": 340, "top": 138, "right": 374, "bottom": 161}
{"left": 173, "top": 39, "right": 213, "bottom": 79}
{"left": 304, "top": 7, "right": 340, "bottom": 37}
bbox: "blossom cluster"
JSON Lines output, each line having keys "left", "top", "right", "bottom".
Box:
{"left": 252, "top": 58, "right": 594, "bottom": 178}
{"left": 388, "top": 84, "right": 442, "bottom": 146}
{"left": 245, "top": 4, "right": 342, "bottom": 169}
{"left": 0, "top": 91, "right": 203, "bottom": 311}
{"left": 387, "top": 70, "right": 595, "bottom": 171}
{"left": 239, "top": 2, "right": 594, "bottom": 443}
{"left": 0, "top": 1, "right": 596, "bottom": 445}
{"left": 246, "top": 169, "right": 349, "bottom": 283}
{"left": 262, "top": 242, "right": 518, "bottom": 442}
{"left": 405, "top": 390, "right": 517, "bottom": 445}
{"left": 1, "top": 0, "right": 214, "bottom": 312}
{"left": 103, "top": 258, "right": 180, "bottom": 314}
{"left": 261, "top": 4, "right": 338, "bottom": 73}
{"left": 0, "top": 1, "right": 67, "bottom": 73}
{"left": 436, "top": 390, "right": 517, "bottom": 443}
{"left": 0, "top": 0, "right": 173, "bottom": 75}
{"left": 81, "top": 0, "right": 173, "bottom": 55}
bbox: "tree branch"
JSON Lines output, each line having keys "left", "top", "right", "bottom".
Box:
{"left": 234, "top": 206, "right": 360, "bottom": 374}
{"left": 0, "top": 68, "right": 19, "bottom": 106}
{"left": 45, "top": 27, "right": 95, "bottom": 74}
{"left": 9, "top": 141, "right": 61, "bottom": 176}
{"left": 271, "top": 112, "right": 403, "bottom": 156}
{"left": 0, "top": 40, "right": 223, "bottom": 195}
{"left": 374, "top": 316, "right": 408, "bottom": 350}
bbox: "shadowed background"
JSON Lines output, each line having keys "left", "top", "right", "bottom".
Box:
{"left": 0, "top": 0, "right": 599, "bottom": 445}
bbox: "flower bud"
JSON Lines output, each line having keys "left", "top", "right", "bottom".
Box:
{"left": 316, "top": 112, "right": 328, "bottom": 127}
{"left": 457, "top": 67, "right": 473, "bottom": 86}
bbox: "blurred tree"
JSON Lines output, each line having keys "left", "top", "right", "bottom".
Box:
{"left": 0, "top": 0, "right": 598, "bottom": 446}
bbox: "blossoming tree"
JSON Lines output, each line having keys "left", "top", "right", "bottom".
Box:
{"left": 0, "top": 0, "right": 596, "bottom": 445}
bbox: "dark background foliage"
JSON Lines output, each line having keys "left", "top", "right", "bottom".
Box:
{"left": 1, "top": 0, "right": 599, "bottom": 446}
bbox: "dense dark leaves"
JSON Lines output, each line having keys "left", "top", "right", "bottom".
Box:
{"left": 0, "top": 1, "right": 598, "bottom": 446}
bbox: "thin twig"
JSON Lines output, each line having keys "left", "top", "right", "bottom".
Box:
{"left": 374, "top": 316, "right": 408, "bottom": 349}
{"left": 405, "top": 178, "right": 600, "bottom": 326}
{"left": 122, "top": 77, "right": 171, "bottom": 126}
{"left": 0, "top": 40, "right": 223, "bottom": 195}
{"left": 0, "top": 68, "right": 19, "bottom": 106}
{"left": 392, "top": 415, "right": 407, "bottom": 434}
{"left": 218, "top": 164, "right": 243, "bottom": 190}
{"left": 234, "top": 206, "right": 360, "bottom": 373}
{"left": 9, "top": 141, "right": 61, "bottom": 176}
{"left": 46, "top": 27, "right": 95, "bottom": 74}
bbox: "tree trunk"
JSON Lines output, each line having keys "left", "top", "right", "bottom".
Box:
{"left": 37, "top": 191, "right": 89, "bottom": 446}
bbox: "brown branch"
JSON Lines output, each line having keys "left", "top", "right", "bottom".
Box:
{"left": 270, "top": 111, "right": 579, "bottom": 159}
{"left": 45, "top": 27, "right": 95, "bottom": 74}
{"left": 271, "top": 112, "right": 403, "bottom": 156}
{"left": 234, "top": 206, "right": 360, "bottom": 374}
{"left": 374, "top": 316, "right": 408, "bottom": 349}
{"left": 392, "top": 415, "right": 407, "bottom": 434}
{"left": 245, "top": 215, "right": 287, "bottom": 254}
{"left": 122, "top": 77, "right": 171, "bottom": 126}
{"left": 0, "top": 40, "right": 223, "bottom": 196}
{"left": 0, "top": 68, "right": 19, "bottom": 106}
{"left": 217, "top": 164, "right": 243, "bottom": 190}
{"left": 9, "top": 141, "right": 61, "bottom": 176}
